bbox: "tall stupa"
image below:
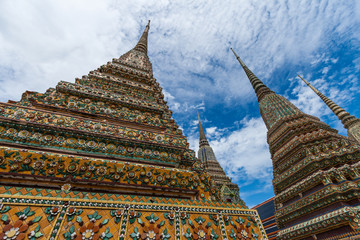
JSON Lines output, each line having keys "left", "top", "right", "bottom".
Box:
{"left": 0, "top": 22, "right": 267, "bottom": 240}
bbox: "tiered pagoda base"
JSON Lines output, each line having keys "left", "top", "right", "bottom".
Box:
{"left": 0, "top": 21, "right": 268, "bottom": 240}
{"left": 0, "top": 186, "right": 266, "bottom": 240}
{"left": 278, "top": 206, "right": 360, "bottom": 240}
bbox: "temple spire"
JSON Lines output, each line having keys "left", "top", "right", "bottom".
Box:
{"left": 197, "top": 109, "right": 209, "bottom": 147}
{"left": 231, "top": 48, "right": 302, "bottom": 130}
{"left": 134, "top": 20, "right": 150, "bottom": 54}
{"left": 230, "top": 48, "right": 274, "bottom": 101}
{"left": 298, "top": 75, "right": 360, "bottom": 143}
{"left": 196, "top": 110, "right": 243, "bottom": 204}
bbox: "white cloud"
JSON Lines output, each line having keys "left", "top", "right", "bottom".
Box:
{"left": 289, "top": 76, "right": 330, "bottom": 117}
{"left": 0, "top": 0, "right": 359, "bottom": 204}
{"left": 289, "top": 64, "right": 359, "bottom": 136}
{"left": 0, "top": 0, "right": 127, "bottom": 101}
{"left": 208, "top": 118, "right": 271, "bottom": 183}
{"left": 206, "top": 127, "right": 217, "bottom": 135}
{"left": 187, "top": 116, "right": 273, "bottom": 200}
{"left": 1, "top": 0, "right": 359, "bottom": 107}
{"left": 322, "top": 67, "right": 330, "bottom": 75}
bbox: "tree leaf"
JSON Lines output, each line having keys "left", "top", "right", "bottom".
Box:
{"left": 16, "top": 211, "right": 23, "bottom": 217}
{"left": 33, "top": 216, "right": 42, "bottom": 223}
{"left": 102, "top": 219, "right": 109, "bottom": 225}
{"left": 1, "top": 214, "right": 8, "bottom": 222}
{"left": 47, "top": 215, "right": 55, "bottom": 222}
{"left": 24, "top": 206, "right": 30, "bottom": 215}
{"left": 0, "top": 206, "right": 10, "bottom": 213}
{"left": 27, "top": 211, "right": 35, "bottom": 216}
{"left": 76, "top": 216, "right": 82, "bottom": 223}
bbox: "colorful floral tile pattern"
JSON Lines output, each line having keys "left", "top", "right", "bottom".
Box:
{"left": 0, "top": 147, "right": 218, "bottom": 201}
{"left": 0, "top": 186, "right": 267, "bottom": 240}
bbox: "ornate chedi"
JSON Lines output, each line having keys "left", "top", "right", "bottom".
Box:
{"left": 0, "top": 21, "right": 267, "bottom": 240}
{"left": 231, "top": 48, "right": 360, "bottom": 239}
{"left": 298, "top": 75, "right": 360, "bottom": 144}
{"left": 197, "top": 110, "right": 243, "bottom": 204}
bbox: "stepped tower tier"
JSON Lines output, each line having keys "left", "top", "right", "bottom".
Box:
{"left": 197, "top": 110, "right": 244, "bottom": 204}
{"left": 231, "top": 48, "right": 360, "bottom": 240}
{"left": 298, "top": 75, "right": 360, "bottom": 144}
{"left": 0, "top": 23, "right": 267, "bottom": 240}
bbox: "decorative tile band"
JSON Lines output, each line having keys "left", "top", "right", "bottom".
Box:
{"left": 0, "top": 187, "right": 267, "bottom": 240}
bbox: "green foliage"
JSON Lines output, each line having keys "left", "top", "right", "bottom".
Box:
{"left": 194, "top": 216, "right": 205, "bottom": 224}
{"left": 76, "top": 216, "right": 82, "bottom": 223}
{"left": 16, "top": 206, "right": 35, "bottom": 218}
{"left": 1, "top": 214, "right": 8, "bottom": 222}
{"left": 32, "top": 216, "right": 42, "bottom": 223}
{"left": 184, "top": 228, "right": 192, "bottom": 240}
{"left": 211, "top": 230, "right": 219, "bottom": 239}
{"left": 130, "top": 227, "right": 140, "bottom": 240}
{"left": 146, "top": 213, "right": 159, "bottom": 222}
{"left": 88, "top": 211, "right": 102, "bottom": 221}
{"left": 161, "top": 228, "right": 171, "bottom": 240}
{"left": 102, "top": 227, "right": 113, "bottom": 240}
{"left": 0, "top": 206, "right": 10, "bottom": 213}
{"left": 102, "top": 219, "right": 109, "bottom": 225}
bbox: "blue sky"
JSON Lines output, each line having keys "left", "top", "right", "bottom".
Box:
{"left": 0, "top": 0, "right": 359, "bottom": 207}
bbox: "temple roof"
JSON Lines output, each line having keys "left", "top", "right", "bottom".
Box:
{"left": 117, "top": 20, "right": 153, "bottom": 74}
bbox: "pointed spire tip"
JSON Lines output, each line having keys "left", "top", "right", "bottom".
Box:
{"left": 231, "top": 48, "right": 274, "bottom": 101}
{"left": 298, "top": 75, "right": 359, "bottom": 130}
{"left": 145, "top": 20, "right": 150, "bottom": 32}
{"left": 133, "top": 20, "right": 150, "bottom": 54}
{"left": 297, "top": 75, "right": 313, "bottom": 88}
{"left": 197, "top": 110, "right": 209, "bottom": 146}
{"left": 230, "top": 48, "right": 245, "bottom": 67}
